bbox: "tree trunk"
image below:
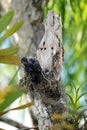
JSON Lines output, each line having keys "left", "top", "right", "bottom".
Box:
{"left": 0, "top": 0, "right": 49, "bottom": 57}
{"left": 0, "top": 1, "right": 68, "bottom": 129}
{"left": 0, "top": 0, "right": 49, "bottom": 128}
{"left": 19, "top": 11, "right": 68, "bottom": 130}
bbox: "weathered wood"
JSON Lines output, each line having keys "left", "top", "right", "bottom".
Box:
{"left": 19, "top": 11, "right": 68, "bottom": 130}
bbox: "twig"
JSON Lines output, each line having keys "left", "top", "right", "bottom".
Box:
{"left": 0, "top": 117, "right": 38, "bottom": 130}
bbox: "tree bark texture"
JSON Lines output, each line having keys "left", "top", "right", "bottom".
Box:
{"left": 0, "top": 0, "right": 49, "bottom": 128}
{"left": 19, "top": 11, "right": 68, "bottom": 130}
{"left": 0, "top": 1, "right": 68, "bottom": 129}
{"left": 0, "top": 0, "right": 49, "bottom": 57}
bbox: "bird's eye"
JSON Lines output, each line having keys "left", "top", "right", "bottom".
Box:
{"left": 44, "top": 48, "right": 46, "bottom": 50}
{"left": 51, "top": 47, "right": 54, "bottom": 50}
{"left": 40, "top": 48, "right": 43, "bottom": 50}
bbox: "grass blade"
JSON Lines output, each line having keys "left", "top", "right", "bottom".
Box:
{"left": 66, "top": 93, "right": 75, "bottom": 106}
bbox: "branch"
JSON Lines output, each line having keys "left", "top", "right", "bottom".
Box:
{"left": 19, "top": 11, "right": 67, "bottom": 130}
{"left": 0, "top": 117, "right": 38, "bottom": 130}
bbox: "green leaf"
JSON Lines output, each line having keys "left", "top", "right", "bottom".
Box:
{"left": 0, "top": 55, "right": 21, "bottom": 66}
{"left": 0, "top": 102, "right": 34, "bottom": 116}
{"left": 0, "top": 46, "right": 19, "bottom": 56}
{"left": 75, "top": 105, "right": 83, "bottom": 111}
{"left": 66, "top": 93, "right": 75, "bottom": 106}
{"left": 74, "top": 87, "right": 80, "bottom": 105}
{"left": 0, "top": 10, "right": 14, "bottom": 33}
{"left": 0, "top": 90, "right": 23, "bottom": 112}
{"left": 0, "top": 21, "right": 24, "bottom": 43}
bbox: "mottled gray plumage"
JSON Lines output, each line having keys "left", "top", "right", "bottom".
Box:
{"left": 37, "top": 11, "right": 64, "bottom": 81}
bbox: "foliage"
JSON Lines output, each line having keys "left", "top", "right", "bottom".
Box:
{"left": 0, "top": 89, "right": 33, "bottom": 116}
{"left": 66, "top": 82, "right": 87, "bottom": 129}
{"left": 51, "top": 81, "right": 87, "bottom": 129}
{"left": 0, "top": 10, "right": 34, "bottom": 130}
{"left": 0, "top": 86, "right": 23, "bottom": 112}
{"left": 0, "top": 10, "right": 23, "bottom": 65}
{"left": 0, "top": 11, "right": 25, "bottom": 116}
{"left": 44, "top": 0, "right": 87, "bottom": 129}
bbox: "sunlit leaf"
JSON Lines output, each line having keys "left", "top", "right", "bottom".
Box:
{"left": 76, "top": 105, "right": 83, "bottom": 111}
{"left": 74, "top": 87, "right": 80, "bottom": 105}
{"left": 0, "top": 21, "right": 24, "bottom": 43}
{"left": 0, "top": 46, "right": 19, "bottom": 56}
{"left": 0, "top": 89, "right": 23, "bottom": 111}
{"left": 0, "top": 102, "right": 34, "bottom": 116}
{"left": 66, "top": 93, "right": 75, "bottom": 106}
{"left": 0, "top": 55, "right": 21, "bottom": 66}
{"left": 0, "top": 11, "right": 14, "bottom": 33}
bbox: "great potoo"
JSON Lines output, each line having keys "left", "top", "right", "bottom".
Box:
{"left": 36, "top": 11, "right": 64, "bottom": 81}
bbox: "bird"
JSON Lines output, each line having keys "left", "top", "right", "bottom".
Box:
{"left": 36, "top": 11, "right": 64, "bottom": 81}
{"left": 19, "top": 11, "right": 67, "bottom": 130}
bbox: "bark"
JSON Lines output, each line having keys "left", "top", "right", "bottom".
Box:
{"left": 0, "top": 1, "right": 68, "bottom": 130}
{"left": 0, "top": 0, "right": 49, "bottom": 57}
{"left": 0, "top": 0, "right": 49, "bottom": 128}
{"left": 19, "top": 11, "right": 68, "bottom": 130}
